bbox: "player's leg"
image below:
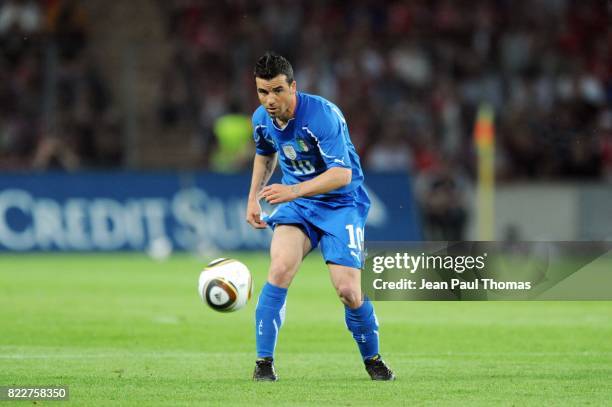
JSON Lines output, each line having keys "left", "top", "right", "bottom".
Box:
{"left": 328, "top": 263, "right": 394, "bottom": 381}
{"left": 267, "top": 224, "right": 312, "bottom": 288}
{"left": 320, "top": 201, "right": 379, "bottom": 362}
{"left": 328, "top": 264, "right": 378, "bottom": 358}
{"left": 317, "top": 193, "right": 394, "bottom": 380}
{"left": 254, "top": 224, "right": 311, "bottom": 381}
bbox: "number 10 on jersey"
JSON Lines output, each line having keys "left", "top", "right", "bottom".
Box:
{"left": 289, "top": 160, "right": 315, "bottom": 175}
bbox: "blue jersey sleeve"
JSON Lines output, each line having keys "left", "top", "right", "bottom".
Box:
{"left": 307, "top": 103, "right": 352, "bottom": 169}
{"left": 252, "top": 109, "right": 276, "bottom": 156}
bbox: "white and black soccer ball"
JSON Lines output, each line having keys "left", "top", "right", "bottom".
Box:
{"left": 198, "top": 258, "right": 253, "bottom": 312}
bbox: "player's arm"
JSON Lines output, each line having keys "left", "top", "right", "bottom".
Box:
{"left": 259, "top": 167, "right": 351, "bottom": 204}
{"left": 246, "top": 153, "right": 278, "bottom": 228}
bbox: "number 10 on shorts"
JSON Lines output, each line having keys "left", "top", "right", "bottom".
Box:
{"left": 345, "top": 224, "right": 364, "bottom": 252}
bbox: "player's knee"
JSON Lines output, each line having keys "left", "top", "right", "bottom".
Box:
{"left": 268, "top": 260, "right": 297, "bottom": 288}
{"left": 336, "top": 284, "right": 361, "bottom": 309}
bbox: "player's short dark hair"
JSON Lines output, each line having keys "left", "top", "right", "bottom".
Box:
{"left": 254, "top": 52, "right": 294, "bottom": 84}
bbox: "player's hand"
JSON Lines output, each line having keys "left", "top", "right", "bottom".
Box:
{"left": 259, "top": 183, "right": 300, "bottom": 204}
{"left": 245, "top": 199, "right": 267, "bottom": 229}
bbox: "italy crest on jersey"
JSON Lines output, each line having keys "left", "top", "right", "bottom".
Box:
{"left": 282, "top": 144, "right": 297, "bottom": 160}
{"left": 296, "top": 138, "right": 309, "bottom": 152}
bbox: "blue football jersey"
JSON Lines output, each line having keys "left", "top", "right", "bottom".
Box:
{"left": 252, "top": 92, "right": 364, "bottom": 199}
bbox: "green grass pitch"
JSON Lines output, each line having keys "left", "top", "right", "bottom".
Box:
{"left": 1, "top": 253, "right": 611, "bottom": 406}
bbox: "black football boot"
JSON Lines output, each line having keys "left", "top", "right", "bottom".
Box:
{"left": 364, "top": 354, "right": 395, "bottom": 381}
{"left": 253, "top": 357, "right": 278, "bottom": 381}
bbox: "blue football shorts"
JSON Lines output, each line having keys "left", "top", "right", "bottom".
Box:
{"left": 262, "top": 186, "right": 371, "bottom": 269}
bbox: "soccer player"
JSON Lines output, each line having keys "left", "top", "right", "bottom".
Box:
{"left": 246, "top": 52, "right": 394, "bottom": 381}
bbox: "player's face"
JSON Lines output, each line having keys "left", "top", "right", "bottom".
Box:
{"left": 255, "top": 75, "right": 296, "bottom": 120}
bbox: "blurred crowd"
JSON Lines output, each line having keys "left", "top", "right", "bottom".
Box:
{"left": 159, "top": 0, "right": 611, "bottom": 181}
{"left": 1, "top": 0, "right": 611, "bottom": 190}
{"left": 0, "top": 0, "right": 121, "bottom": 170}
{"left": 156, "top": 0, "right": 610, "bottom": 240}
